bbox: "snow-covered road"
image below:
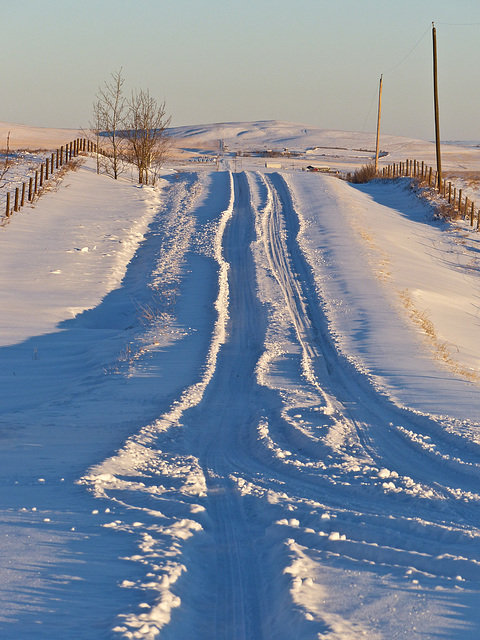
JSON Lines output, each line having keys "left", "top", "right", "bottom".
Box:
{"left": 2, "top": 154, "right": 480, "bottom": 638}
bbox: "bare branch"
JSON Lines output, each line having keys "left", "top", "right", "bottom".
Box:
{"left": 91, "top": 69, "right": 127, "bottom": 179}
{"left": 124, "top": 90, "right": 171, "bottom": 185}
{"left": 0, "top": 132, "right": 12, "bottom": 186}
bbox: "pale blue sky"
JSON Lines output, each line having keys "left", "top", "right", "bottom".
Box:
{"left": 3, "top": 0, "right": 480, "bottom": 140}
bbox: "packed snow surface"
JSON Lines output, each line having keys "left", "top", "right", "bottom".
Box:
{"left": 2, "top": 121, "right": 480, "bottom": 639}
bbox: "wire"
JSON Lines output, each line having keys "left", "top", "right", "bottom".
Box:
{"left": 361, "top": 85, "right": 379, "bottom": 133}
{"left": 436, "top": 21, "right": 480, "bottom": 26}
{"left": 383, "top": 25, "right": 431, "bottom": 75}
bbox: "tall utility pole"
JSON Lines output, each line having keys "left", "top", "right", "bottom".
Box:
{"left": 374, "top": 74, "right": 383, "bottom": 174}
{"left": 432, "top": 22, "right": 442, "bottom": 190}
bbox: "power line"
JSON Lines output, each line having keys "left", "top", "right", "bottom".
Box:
{"left": 361, "top": 84, "right": 379, "bottom": 133}
{"left": 383, "top": 25, "right": 431, "bottom": 75}
{"left": 436, "top": 21, "right": 480, "bottom": 26}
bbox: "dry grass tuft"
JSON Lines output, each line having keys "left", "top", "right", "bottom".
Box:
{"left": 399, "top": 288, "right": 480, "bottom": 383}
{"left": 345, "top": 164, "right": 377, "bottom": 184}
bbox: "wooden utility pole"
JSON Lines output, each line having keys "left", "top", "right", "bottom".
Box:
{"left": 432, "top": 22, "right": 442, "bottom": 190}
{"left": 375, "top": 74, "right": 383, "bottom": 174}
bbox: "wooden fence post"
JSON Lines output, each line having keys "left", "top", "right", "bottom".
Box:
{"left": 56, "top": 149, "right": 59, "bottom": 169}
{"left": 39, "top": 164, "right": 44, "bottom": 187}
{"left": 34, "top": 170, "right": 38, "bottom": 194}
{"left": 6, "top": 192, "right": 10, "bottom": 217}
{"left": 28, "top": 176, "right": 33, "bottom": 201}
{"left": 51, "top": 153, "right": 54, "bottom": 174}
{"left": 45, "top": 159, "right": 49, "bottom": 181}
{"left": 21, "top": 182, "right": 25, "bottom": 208}
{"left": 458, "top": 189, "right": 462, "bottom": 212}
{"left": 14, "top": 187, "right": 19, "bottom": 212}
{"left": 470, "top": 201, "right": 475, "bottom": 226}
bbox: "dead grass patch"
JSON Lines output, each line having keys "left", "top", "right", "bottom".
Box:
{"left": 399, "top": 288, "right": 480, "bottom": 383}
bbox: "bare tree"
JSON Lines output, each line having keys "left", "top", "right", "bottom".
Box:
{"left": 91, "top": 69, "right": 127, "bottom": 179}
{"left": 89, "top": 101, "right": 103, "bottom": 175}
{"left": 124, "top": 90, "right": 171, "bottom": 185}
{"left": 0, "top": 132, "right": 12, "bottom": 186}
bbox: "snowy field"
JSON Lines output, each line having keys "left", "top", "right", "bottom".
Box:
{"left": 2, "top": 121, "right": 480, "bottom": 639}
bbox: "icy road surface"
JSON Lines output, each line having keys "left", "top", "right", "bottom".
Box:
{"left": 2, "top": 161, "right": 480, "bottom": 639}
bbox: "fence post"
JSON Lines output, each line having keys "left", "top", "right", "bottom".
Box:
{"left": 458, "top": 189, "right": 462, "bottom": 212}
{"left": 45, "top": 159, "right": 49, "bottom": 181}
{"left": 39, "top": 164, "right": 44, "bottom": 187}
{"left": 29, "top": 176, "right": 33, "bottom": 201}
{"left": 14, "top": 187, "right": 19, "bottom": 212}
{"left": 21, "top": 182, "right": 25, "bottom": 208}
{"left": 56, "top": 149, "right": 59, "bottom": 169}
{"left": 34, "top": 170, "right": 38, "bottom": 194}
{"left": 51, "top": 153, "right": 54, "bottom": 174}
{"left": 470, "top": 201, "right": 475, "bottom": 226}
{"left": 6, "top": 192, "right": 10, "bottom": 217}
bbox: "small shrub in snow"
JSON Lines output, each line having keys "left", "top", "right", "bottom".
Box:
{"left": 345, "top": 163, "right": 377, "bottom": 184}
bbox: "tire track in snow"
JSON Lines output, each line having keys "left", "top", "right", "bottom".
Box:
{"left": 266, "top": 172, "right": 480, "bottom": 502}
{"left": 169, "top": 172, "right": 268, "bottom": 640}
{"left": 236, "top": 172, "right": 480, "bottom": 602}
{"left": 79, "top": 172, "right": 236, "bottom": 639}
